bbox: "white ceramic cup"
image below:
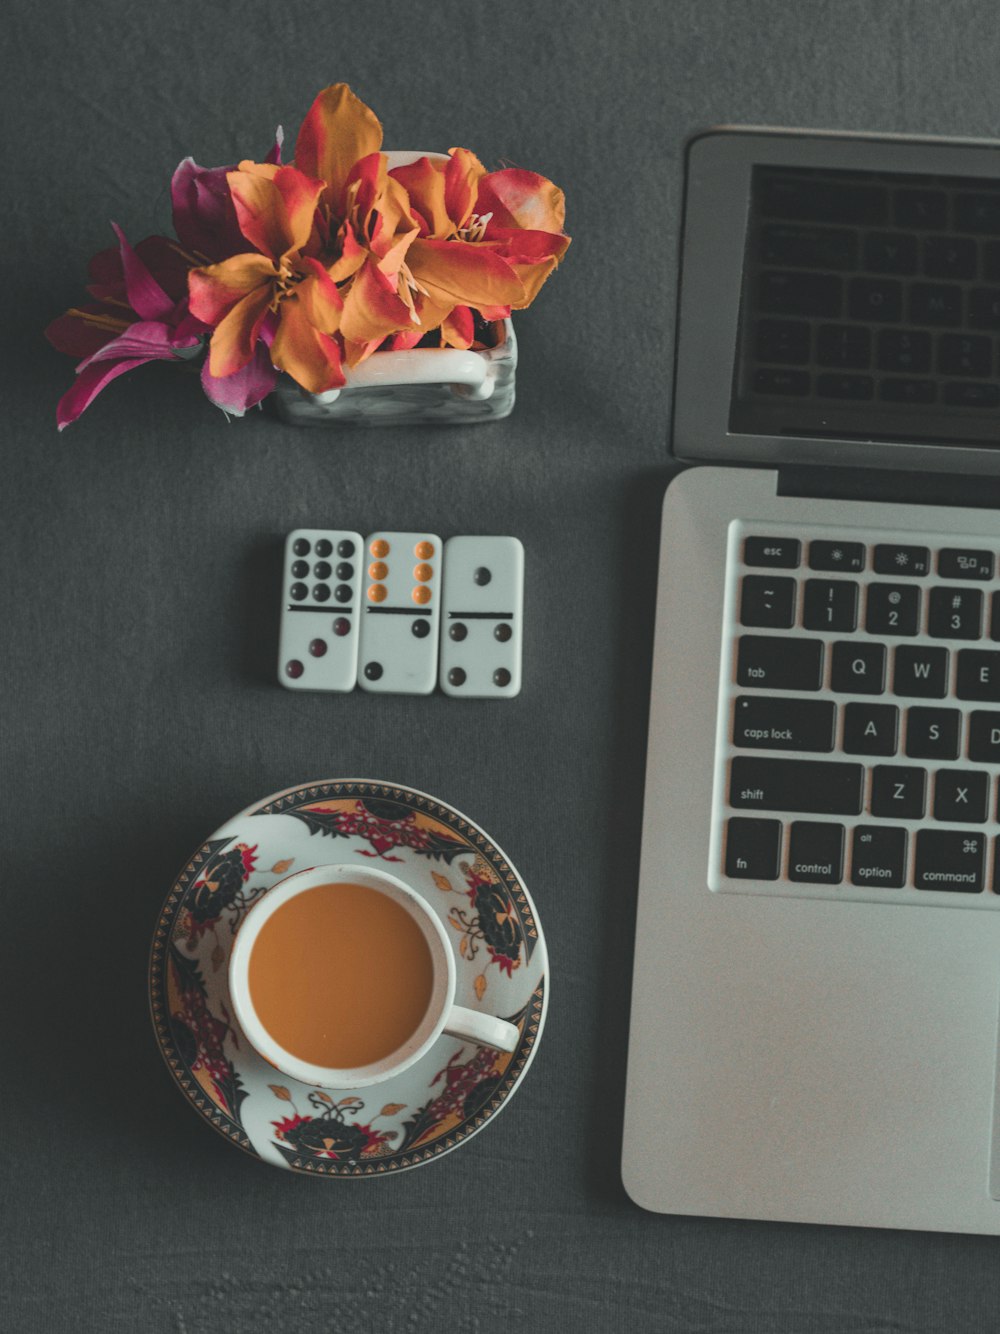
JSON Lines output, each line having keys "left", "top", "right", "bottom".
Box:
{"left": 228, "top": 864, "right": 519, "bottom": 1089}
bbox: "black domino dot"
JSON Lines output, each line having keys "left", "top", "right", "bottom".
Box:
{"left": 412, "top": 619, "right": 430, "bottom": 638}
{"left": 474, "top": 567, "right": 492, "bottom": 586}
{"left": 493, "top": 668, "right": 511, "bottom": 687}
{"left": 336, "top": 562, "right": 354, "bottom": 580}
{"left": 449, "top": 623, "right": 467, "bottom": 641}
{"left": 494, "top": 624, "right": 512, "bottom": 642}
{"left": 309, "top": 639, "right": 327, "bottom": 657}
{"left": 315, "top": 538, "right": 333, "bottom": 557}
{"left": 338, "top": 539, "right": 355, "bottom": 558}
{"left": 332, "top": 618, "right": 351, "bottom": 637}
{"left": 334, "top": 583, "right": 352, "bottom": 603}
{"left": 293, "top": 538, "right": 310, "bottom": 557}
{"left": 313, "top": 583, "right": 331, "bottom": 602}
{"left": 364, "top": 662, "right": 383, "bottom": 681}
{"left": 291, "top": 560, "right": 309, "bottom": 578}
{"left": 313, "top": 560, "right": 332, "bottom": 579}
{"left": 290, "top": 583, "right": 308, "bottom": 601}
{"left": 448, "top": 668, "right": 467, "bottom": 687}
{"left": 285, "top": 659, "right": 304, "bottom": 679}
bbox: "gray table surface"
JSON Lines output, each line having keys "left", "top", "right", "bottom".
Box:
{"left": 7, "top": 1, "right": 1000, "bottom": 1329}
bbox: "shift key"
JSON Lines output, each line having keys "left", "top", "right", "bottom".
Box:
{"left": 736, "top": 635, "right": 824, "bottom": 690}
{"left": 730, "top": 756, "right": 864, "bottom": 815}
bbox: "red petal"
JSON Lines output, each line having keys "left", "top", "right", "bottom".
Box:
{"left": 111, "top": 223, "right": 174, "bottom": 321}
{"left": 207, "top": 285, "right": 273, "bottom": 377}
{"left": 476, "top": 169, "right": 567, "bottom": 234}
{"left": 270, "top": 299, "right": 345, "bottom": 393}
{"left": 295, "top": 84, "right": 383, "bottom": 214}
{"left": 56, "top": 357, "right": 150, "bottom": 430}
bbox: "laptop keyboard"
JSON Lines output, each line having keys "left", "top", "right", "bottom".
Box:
{"left": 730, "top": 165, "right": 1000, "bottom": 444}
{"left": 712, "top": 520, "right": 1000, "bottom": 906}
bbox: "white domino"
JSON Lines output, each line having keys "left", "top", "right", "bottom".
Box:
{"left": 277, "top": 529, "right": 364, "bottom": 691}
{"left": 439, "top": 536, "right": 524, "bottom": 697}
{"left": 358, "top": 531, "right": 442, "bottom": 693}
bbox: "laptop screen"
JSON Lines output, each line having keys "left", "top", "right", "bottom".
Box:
{"left": 729, "top": 164, "right": 1000, "bottom": 446}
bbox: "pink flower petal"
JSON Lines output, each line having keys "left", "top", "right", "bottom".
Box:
{"left": 170, "top": 158, "right": 247, "bottom": 261}
{"left": 56, "top": 357, "right": 151, "bottom": 431}
{"left": 111, "top": 223, "right": 175, "bottom": 321}
{"left": 200, "top": 341, "right": 277, "bottom": 416}
{"left": 74, "top": 320, "right": 196, "bottom": 372}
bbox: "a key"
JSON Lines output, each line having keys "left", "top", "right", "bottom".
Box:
{"left": 968, "top": 710, "right": 1000, "bottom": 763}
{"left": 939, "top": 548, "right": 994, "bottom": 581}
{"left": 808, "top": 540, "right": 865, "bottom": 573}
{"left": 803, "top": 579, "right": 859, "bottom": 632}
{"left": 732, "top": 696, "right": 836, "bottom": 752}
{"left": 843, "top": 702, "right": 899, "bottom": 756}
{"left": 743, "top": 536, "right": 801, "bottom": 568}
{"left": 957, "top": 649, "right": 1000, "bottom": 701}
{"left": 893, "top": 646, "right": 949, "bottom": 698}
{"left": 758, "top": 270, "right": 841, "bottom": 318}
{"left": 724, "top": 818, "right": 782, "bottom": 880}
{"left": 740, "top": 575, "right": 796, "bottom": 628}
{"left": 850, "top": 826, "right": 908, "bottom": 889}
{"left": 866, "top": 584, "right": 920, "bottom": 636}
{"left": 914, "top": 830, "right": 986, "bottom": 893}
{"left": 933, "top": 770, "right": 989, "bottom": 822}
{"left": 870, "top": 765, "right": 927, "bottom": 819}
{"left": 736, "top": 636, "right": 824, "bottom": 691}
{"left": 831, "top": 641, "right": 886, "bottom": 694}
{"left": 754, "top": 318, "right": 811, "bottom": 365}
{"left": 788, "top": 822, "right": 845, "bottom": 884}
{"left": 928, "top": 587, "right": 983, "bottom": 639}
{"left": 872, "top": 546, "right": 929, "bottom": 577}
{"left": 905, "top": 706, "right": 961, "bottom": 760}
{"left": 729, "top": 756, "right": 864, "bottom": 816}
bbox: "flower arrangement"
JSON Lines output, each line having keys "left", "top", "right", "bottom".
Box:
{"left": 46, "top": 83, "right": 570, "bottom": 429}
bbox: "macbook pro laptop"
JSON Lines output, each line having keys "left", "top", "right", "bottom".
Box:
{"left": 623, "top": 127, "right": 1000, "bottom": 1233}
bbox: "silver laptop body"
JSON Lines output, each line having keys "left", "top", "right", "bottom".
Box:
{"left": 623, "top": 128, "right": 1000, "bottom": 1232}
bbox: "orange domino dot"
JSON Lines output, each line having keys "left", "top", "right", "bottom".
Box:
{"left": 369, "top": 561, "right": 388, "bottom": 580}
{"left": 370, "top": 539, "right": 390, "bottom": 558}
{"left": 368, "top": 583, "right": 388, "bottom": 603}
{"left": 414, "top": 562, "right": 433, "bottom": 582}
{"left": 412, "top": 585, "right": 432, "bottom": 605}
{"left": 414, "top": 541, "right": 434, "bottom": 559}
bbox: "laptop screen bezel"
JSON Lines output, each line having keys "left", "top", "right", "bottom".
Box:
{"left": 673, "top": 127, "right": 1000, "bottom": 476}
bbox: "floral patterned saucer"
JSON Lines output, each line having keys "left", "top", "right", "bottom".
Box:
{"left": 148, "top": 780, "right": 547, "bottom": 1175}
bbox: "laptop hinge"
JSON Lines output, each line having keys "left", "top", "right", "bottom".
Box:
{"left": 777, "top": 465, "right": 1000, "bottom": 512}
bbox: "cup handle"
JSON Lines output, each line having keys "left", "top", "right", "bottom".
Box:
{"left": 304, "top": 348, "right": 496, "bottom": 406}
{"left": 443, "top": 1004, "right": 520, "bottom": 1053}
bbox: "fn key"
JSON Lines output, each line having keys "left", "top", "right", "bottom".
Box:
{"left": 725, "top": 818, "right": 782, "bottom": 880}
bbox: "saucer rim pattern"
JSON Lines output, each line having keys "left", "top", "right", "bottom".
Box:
{"left": 149, "top": 779, "right": 548, "bottom": 1176}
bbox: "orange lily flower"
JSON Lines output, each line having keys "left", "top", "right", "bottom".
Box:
{"left": 188, "top": 164, "right": 346, "bottom": 393}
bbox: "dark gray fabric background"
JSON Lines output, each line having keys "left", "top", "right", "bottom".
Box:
{"left": 6, "top": 1, "right": 1000, "bottom": 1329}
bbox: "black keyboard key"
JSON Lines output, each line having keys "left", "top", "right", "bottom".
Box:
{"left": 817, "top": 324, "right": 871, "bottom": 369}
{"left": 955, "top": 193, "right": 1000, "bottom": 235}
{"left": 933, "top": 769, "right": 989, "bottom": 822}
{"left": 909, "top": 283, "right": 962, "bottom": 326}
{"left": 849, "top": 277, "right": 902, "bottom": 322}
{"left": 740, "top": 575, "right": 796, "bottom": 628}
{"left": 968, "top": 710, "right": 1000, "bottom": 762}
{"left": 743, "top": 536, "right": 801, "bottom": 568}
{"left": 877, "top": 329, "right": 932, "bottom": 373}
{"left": 755, "top": 319, "right": 810, "bottom": 365}
{"left": 851, "top": 826, "right": 907, "bottom": 889}
{"left": 753, "top": 368, "right": 810, "bottom": 396}
{"left": 938, "top": 548, "right": 994, "bottom": 580}
{"left": 985, "top": 241, "right": 1000, "bottom": 281}
{"left": 732, "top": 696, "right": 836, "bottom": 752}
{"left": 843, "top": 702, "right": 899, "bottom": 756}
{"left": 831, "top": 641, "right": 886, "bottom": 695}
{"left": 914, "top": 829, "right": 985, "bottom": 893}
{"left": 809, "top": 540, "right": 865, "bottom": 573}
{"left": 893, "top": 646, "right": 949, "bottom": 698}
{"left": 957, "top": 649, "right": 1000, "bottom": 700}
{"left": 923, "top": 235, "right": 977, "bottom": 279}
{"left": 864, "top": 231, "right": 918, "bottom": 275}
{"left": 905, "top": 706, "right": 961, "bottom": 760}
{"left": 866, "top": 583, "right": 920, "bottom": 636}
{"left": 880, "top": 378, "right": 936, "bottom": 405}
{"left": 938, "top": 334, "right": 992, "bottom": 378}
{"left": 788, "top": 822, "right": 845, "bottom": 884}
{"left": 759, "top": 271, "right": 841, "bottom": 318}
{"left": 759, "top": 175, "right": 886, "bottom": 226}
{"left": 872, "top": 545, "right": 929, "bottom": 577}
{"left": 817, "top": 373, "right": 873, "bottom": 400}
{"left": 736, "top": 636, "right": 824, "bottom": 691}
{"left": 871, "top": 765, "right": 927, "bottom": 819}
{"left": 968, "top": 287, "right": 1000, "bottom": 329}
{"left": 928, "top": 586, "right": 983, "bottom": 639}
{"left": 760, "top": 225, "right": 858, "bottom": 270}
{"left": 803, "top": 579, "right": 859, "bottom": 632}
{"left": 943, "top": 382, "right": 1000, "bottom": 408}
{"left": 894, "top": 189, "right": 947, "bottom": 230}
{"left": 724, "top": 818, "right": 782, "bottom": 880}
{"left": 729, "top": 756, "right": 864, "bottom": 816}
{"left": 991, "top": 591, "right": 1000, "bottom": 640}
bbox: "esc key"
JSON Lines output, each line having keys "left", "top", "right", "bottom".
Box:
{"left": 744, "top": 536, "right": 801, "bottom": 569}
